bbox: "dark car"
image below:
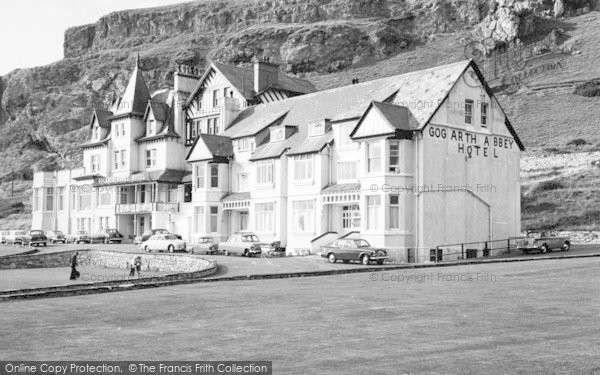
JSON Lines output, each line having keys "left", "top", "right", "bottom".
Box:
{"left": 90, "top": 229, "right": 124, "bottom": 244}
{"left": 46, "top": 230, "right": 66, "bottom": 244}
{"left": 134, "top": 229, "right": 180, "bottom": 245}
{"left": 26, "top": 230, "right": 47, "bottom": 247}
{"left": 320, "top": 238, "right": 388, "bottom": 265}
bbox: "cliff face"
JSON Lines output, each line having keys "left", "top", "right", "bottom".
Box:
{"left": 0, "top": 0, "right": 593, "bottom": 180}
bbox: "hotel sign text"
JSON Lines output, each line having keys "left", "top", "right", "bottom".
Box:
{"left": 427, "top": 126, "right": 515, "bottom": 158}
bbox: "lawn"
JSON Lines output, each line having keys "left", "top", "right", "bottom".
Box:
{"left": 1, "top": 258, "right": 599, "bottom": 374}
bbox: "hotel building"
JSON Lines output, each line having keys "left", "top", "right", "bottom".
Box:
{"left": 32, "top": 57, "right": 523, "bottom": 262}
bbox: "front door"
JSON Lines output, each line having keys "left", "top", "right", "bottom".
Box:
{"left": 239, "top": 212, "right": 248, "bottom": 231}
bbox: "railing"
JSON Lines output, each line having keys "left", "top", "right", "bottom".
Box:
{"left": 115, "top": 202, "right": 179, "bottom": 214}
{"left": 434, "top": 238, "right": 520, "bottom": 262}
{"left": 339, "top": 231, "right": 360, "bottom": 240}
{"left": 311, "top": 232, "right": 339, "bottom": 253}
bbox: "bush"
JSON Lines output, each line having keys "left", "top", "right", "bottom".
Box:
{"left": 574, "top": 80, "right": 600, "bottom": 97}
{"left": 535, "top": 179, "right": 565, "bottom": 192}
{"left": 566, "top": 138, "right": 588, "bottom": 147}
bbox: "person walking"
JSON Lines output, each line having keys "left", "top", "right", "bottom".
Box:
{"left": 69, "top": 251, "right": 80, "bottom": 280}
{"left": 134, "top": 255, "right": 142, "bottom": 278}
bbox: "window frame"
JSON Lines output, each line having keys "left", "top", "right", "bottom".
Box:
{"left": 465, "top": 99, "right": 474, "bottom": 124}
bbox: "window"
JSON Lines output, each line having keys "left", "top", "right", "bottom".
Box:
{"left": 45, "top": 187, "right": 54, "bottom": 211}
{"left": 366, "top": 195, "right": 381, "bottom": 230}
{"left": 293, "top": 154, "right": 313, "bottom": 181}
{"left": 207, "top": 118, "right": 213, "bottom": 134}
{"left": 147, "top": 119, "right": 156, "bottom": 135}
{"left": 368, "top": 143, "right": 381, "bottom": 173}
{"left": 210, "top": 206, "right": 218, "bottom": 232}
{"left": 90, "top": 155, "right": 99, "bottom": 173}
{"left": 389, "top": 141, "right": 400, "bottom": 173}
{"left": 389, "top": 195, "right": 399, "bottom": 229}
{"left": 465, "top": 99, "right": 473, "bottom": 124}
{"left": 271, "top": 127, "right": 284, "bottom": 142}
{"left": 210, "top": 164, "right": 219, "bottom": 188}
{"left": 214, "top": 117, "right": 220, "bottom": 134}
{"left": 292, "top": 200, "right": 314, "bottom": 232}
{"left": 237, "top": 173, "right": 248, "bottom": 191}
{"left": 309, "top": 121, "right": 325, "bottom": 137}
{"left": 337, "top": 161, "right": 357, "bottom": 180}
{"left": 146, "top": 149, "right": 157, "bottom": 169}
{"left": 194, "top": 206, "right": 205, "bottom": 233}
{"left": 194, "top": 163, "right": 205, "bottom": 188}
{"left": 119, "top": 187, "right": 128, "bottom": 204}
{"left": 237, "top": 138, "right": 250, "bottom": 151}
{"left": 255, "top": 202, "right": 274, "bottom": 232}
{"left": 57, "top": 187, "right": 65, "bottom": 211}
{"left": 98, "top": 190, "right": 111, "bottom": 206}
{"left": 191, "top": 122, "right": 197, "bottom": 138}
{"left": 184, "top": 183, "right": 192, "bottom": 202}
{"left": 120, "top": 150, "right": 126, "bottom": 169}
{"left": 113, "top": 151, "right": 119, "bottom": 170}
{"left": 213, "top": 90, "right": 219, "bottom": 107}
{"left": 33, "top": 189, "right": 41, "bottom": 211}
{"left": 481, "top": 102, "right": 488, "bottom": 127}
{"left": 79, "top": 191, "right": 91, "bottom": 210}
{"left": 256, "top": 160, "right": 274, "bottom": 184}
{"left": 168, "top": 185, "right": 178, "bottom": 203}
{"left": 342, "top": 205, "right": 360, "bottom": 229}
{"left": 193, "top": 119, "right": 201, "bottom": 136}
{"left": 223, "top": 87, "right": 229, "bottom": 98}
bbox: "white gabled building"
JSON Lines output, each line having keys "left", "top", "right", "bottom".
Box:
{"left": 32, "top": 57, "right": 523, "bottom": 263}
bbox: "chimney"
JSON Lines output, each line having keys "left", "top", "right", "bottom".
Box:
{"left": 254, "top": 57, "right": 279, "bottom": 94}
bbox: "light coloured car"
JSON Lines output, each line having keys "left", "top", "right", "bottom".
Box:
{"left": 66, "top": 231, "right": 91, "bottom": 244}
{"left": 46, "top": 230, "right": 66, "bottom": 244}
{"left": 141, "top": 234, "right": 187, "bottom": 253}
{"left": 190, "top": 235, "right": 218, "bottom": 254}
{"left": 5, "top": 230, "right": 28, "bottom": 245}
{"left": 217, "top": 232, "right": 266, "bottom": 257}
{"left": 0, "top": 230, "right": 10, "bottom": 244}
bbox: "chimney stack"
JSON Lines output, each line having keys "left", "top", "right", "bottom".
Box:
{"left": 254, "top": 57, "right": 279, "bottom": 94}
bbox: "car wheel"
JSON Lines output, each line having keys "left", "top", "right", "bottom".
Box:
{"left": 563, "top": 242, "right": 570, "bottom": 251}
{"left": 168, "top": 245, "right": 174, "bottom": 253}
{"left": 540, "top": 244, "right": 549, "bottom": 254}
{"left": 328, "top": 253, "right": 337, "bottom": 263}
{"left": 377, "top": 260, "right": 384, "bottom": 265}
{"left": 43, "top": 242, "right": 46, "bottom": 247}
{"left": 361, "top": 254, "right": 370, "bottom": 265}
{"left": 243, "top": 249, "right": 249, "bottom": 257}
{"left": 144, "top": 246, "right": 150, "bottom": 252}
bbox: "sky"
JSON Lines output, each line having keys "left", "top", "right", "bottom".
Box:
{"left": 0, "top": 0, "right": 189, "bottom": 76}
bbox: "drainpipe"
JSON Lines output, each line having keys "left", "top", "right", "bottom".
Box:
{"left": 326, "top": 143, "right": 333, "bottom": 232}
{"left": 414, "top": 131, "right": 420, "bottom": 262}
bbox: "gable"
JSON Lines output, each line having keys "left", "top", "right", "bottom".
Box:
{"left": 186, "top": 138, "right": 214, "bottom": 162}
{"left": 428, "top": 64, "right": 524, "bottom": 150}
{"left": 351, "top": 106, "right": 397, "bottom": 139}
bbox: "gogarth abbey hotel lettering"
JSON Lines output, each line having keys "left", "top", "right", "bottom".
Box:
{"left": 427, "top": 125, "right": 515, "bottom": 158}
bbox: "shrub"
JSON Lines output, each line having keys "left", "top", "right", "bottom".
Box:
{"left": 566, "top": 138, "right": 588, "bottom": 147}
{"left": 574, "top": 80, "right": 600, "bottom": 97}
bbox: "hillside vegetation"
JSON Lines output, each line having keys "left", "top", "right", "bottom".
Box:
{"left": 1, "top": 0, "right": 600, "bottom": 231}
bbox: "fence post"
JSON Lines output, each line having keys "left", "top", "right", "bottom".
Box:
{"left": 461, "top": 244, "right": 465, "bottom": 260}
{"left": 507, "top": 239, "right": 510, "bottom": 254}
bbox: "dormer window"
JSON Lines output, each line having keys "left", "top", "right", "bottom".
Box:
{"left": 92, "top": 127, "right": 100, "bottom": 141}
{"left": 309, "top": 119, "right": 330, "bottom": 137}
{"left": 237, "top": 138, "right": 250, "bottom": 152}
{"left": 147, "top": 119, "right": 156, "bottom": 135}
{"left": 271, "top": 127, "right": 284, "bottom": 142}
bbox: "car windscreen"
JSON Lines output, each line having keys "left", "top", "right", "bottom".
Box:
{"left": 164, "top": 235, "right": 178, "bottom": 240}
{"left": 242, "top": 235, "right": 259, "bottom": 242}
{"left": 354, "top": 239, "right": 371, "bottom": 247}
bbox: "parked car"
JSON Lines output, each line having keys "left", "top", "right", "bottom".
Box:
{"left": 66, "top": 231, "right": 91, "bottom": 244}
{"left": 5, "top": 230, "right": 28, "bottom": 245}
{"left": 517, "top": 232, "right": 571, "bottom": 254}
{"left": 320, "top": 238, "right": 389, "bottom": 265}
{"left": 141, "top": 234, "right": 187, "bottom": 252}
{"left": 190, "top": 235, "right": 218, "bottom": 254}
{"left": 134, "top": 229, "right": 180, "bottom": 245}
{"left": 46, "top": 230, "right": 66, "bottom": 244}
{"left": 25, "top": 230, "right": 47, "bottom": 247}
{"left": 90, "top": 229, "right": 124, "bottom": 244}
{"left": 217, "top": 232, "right": 266, "bottom": 257}
{"left": 0, "top": 230, "right": 10, "bottom": 244}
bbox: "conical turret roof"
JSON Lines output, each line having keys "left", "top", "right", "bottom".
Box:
{"left": 115, "top": 54, "right": 151, "bottom": 116}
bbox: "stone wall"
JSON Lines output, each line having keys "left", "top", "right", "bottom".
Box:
{"left": 0, "top": 249, "right": 214, "bottom": 274}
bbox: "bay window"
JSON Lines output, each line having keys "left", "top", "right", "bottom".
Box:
{"left": 195, "top": 163, "right": 205, "bottom": 188}
{"left": 194, "top": 206, "right": 205, "bottom": 233}
{"left": 255, "top": 202, "right": 274, "bottom": 232}
{"left": 368, "top": 143, "right": 381, "bottom": 173}
{"left": 389, "top": 195, "right": 399, "bottom": 229}
{"left": 293, "top": 154, "right": 313, "bottom": 181}
{"left": 292, "top": 200, "right": 314, "bottom": 232}
{"left": 210, "top": 164, "right": 219, "bottom": 188}
{"left": 389, "top": 141, "right": 400, "bottom": 173}
{"left": 256, "top": 160, "right": 274, "bottom": 184}
{"left": 366, "top": 195, "right": 381, "bottom": 230}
